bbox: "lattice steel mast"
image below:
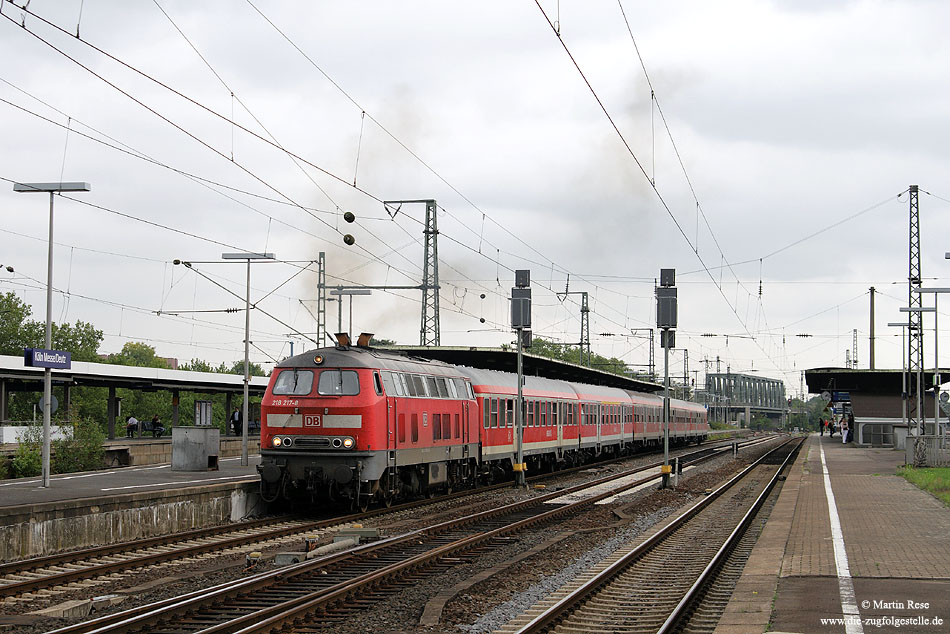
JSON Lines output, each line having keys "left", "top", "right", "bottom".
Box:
{"left": 907, "top": 185, "right": 925, "bottom": 465}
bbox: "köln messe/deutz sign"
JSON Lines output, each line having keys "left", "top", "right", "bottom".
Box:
{"left": 24, "top": 348, "right": 72, "bottom": 369}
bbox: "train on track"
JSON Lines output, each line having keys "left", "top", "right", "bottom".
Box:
{"left": 257, "top": 334, "right": 708, "bottom": 507}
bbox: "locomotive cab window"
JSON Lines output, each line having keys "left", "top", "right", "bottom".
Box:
{"left": 373, "top": 372, "right": 383, "bottom": 395}
{"left": 317, "top": 369, "right": 360, "bottom": 395}
{"left": 273, "top": 369, "right": 314, "bottom": 395}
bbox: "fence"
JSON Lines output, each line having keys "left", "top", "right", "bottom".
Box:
{"left": 908, "top": 435, "right": 950, "bottom": 467}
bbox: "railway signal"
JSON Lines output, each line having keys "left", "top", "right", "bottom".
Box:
{"left": 512, "top": 269, "right": 531, "bottom": 487}
{"left": 657, "top": 268, "right": 677, "bottom": 489}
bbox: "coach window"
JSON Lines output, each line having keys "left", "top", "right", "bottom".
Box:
{"left": 317, "top": 369, "right": 359, "bottom": 395}
{"left": 272, "top": 369, "right": 314, "bottom": 395}
{"left": 380, "top": 371, "right": 396, "bottom": 396}
{"left": 505, "top": 399, "right": 514, "bottom": 427}
{"left": 490, "top": 398, "right": 499, "bottom": 428}
{"left": 552, "top": 402, "right": 559, "bottom": 426}
{"left": 434, "top": 377, "right": 449, "bottom": 398}
{"left": 540, "top": 402, "right": 547, "bottom": 427}
{"left": 527, "top": 401, "right": 535, "bottom": 427}
{"left": 410, "top": 375, "right": 427, "bottom": 397}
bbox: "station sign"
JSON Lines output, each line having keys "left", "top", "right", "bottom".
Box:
{"left": 832, "top": 391, "right": 851, "bottom": 402}
{"left": 24, "top": 348, "right": 72, "bottom": 369}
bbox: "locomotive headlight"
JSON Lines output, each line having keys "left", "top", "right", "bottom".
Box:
{"left": 342, "top": 437, "right": 354, "bottom": 449}
{"left": 271, "top": 436, "right": 282, "bottom": 447}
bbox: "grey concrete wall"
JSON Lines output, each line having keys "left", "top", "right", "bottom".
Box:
{"left": 0, "top": 482, "right": 263, "bottom": 562}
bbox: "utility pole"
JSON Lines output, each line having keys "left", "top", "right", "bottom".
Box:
{"left": 852, "top": 329, "right": 859, "bottom": 369}
{"left": 383, "top": 199, "right": 441, "bottom": 346}
{"left": 683, "top": 348, "right": 689, "bottom": 400}
{"left": 869, "top": 286, "right": 876, "bottom": 369}
{"left": 629, "top": 328, "right": 655, "bottom": 380}
{"left": 557, "top": 276, "right": 590, "bottom": 366}
{"left": 316, "top": 252, "right": 326, "bottom": 345}
{"left": 907, "top": 185, "right": 925, "bottom": 466}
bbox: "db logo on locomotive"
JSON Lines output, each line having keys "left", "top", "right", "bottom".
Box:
{"left": 303, "top": 415, "right": 322, "bottom": 427}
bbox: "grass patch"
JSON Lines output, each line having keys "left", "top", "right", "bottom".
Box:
{"left": 898, "top": 466, "right": 950, "bottom": 506}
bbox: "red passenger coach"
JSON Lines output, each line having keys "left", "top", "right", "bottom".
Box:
{"left": 258, "top": 338, "right": 709, "bottom": 509}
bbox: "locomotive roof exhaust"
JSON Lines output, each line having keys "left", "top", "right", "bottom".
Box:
{"left": 333, "top": 332, "right": 374, "bottom": 348}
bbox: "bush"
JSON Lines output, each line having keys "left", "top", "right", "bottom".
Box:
{"left": 52, "top": 415, "right": 105, "bottom": 474}
{"left": 11, "top": 423, "right": 42, "bottom": 478}
{"left": 0, "top": 456, "right": 9, "bottom": 479}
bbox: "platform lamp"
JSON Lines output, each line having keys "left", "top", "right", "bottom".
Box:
{"left": 14, "top": 181, "right": 91, "bottom": 488}
{"left": 222, "top": 252, "right": 276, "bottom": 466}
{"left": 918, "top": 285, "right": 950, "bottom": 435}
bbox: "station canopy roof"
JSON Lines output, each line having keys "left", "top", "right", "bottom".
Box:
{"left": 0, "top": 354, "right": 269, "bottom": 394}
{"left": 383, "top": 346, "right": 663, "bottom": 393}
{"left": 805, "top": 367, "right": 950, "bottom": 394}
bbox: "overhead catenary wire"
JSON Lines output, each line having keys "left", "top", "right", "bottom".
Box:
{"left": 3, "top": 7, "right": 645, "bottom": 355}
{"left": 532, "top": 0, "right": 786, "bottom": 375}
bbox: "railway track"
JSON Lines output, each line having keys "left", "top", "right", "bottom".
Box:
{"left": 498, "top": 436, "right": 803, "bottom": 634}
{"left": 1, "top": 436, "right": 761, "bottom": 603}
{"left": 44, "top": 438, "right": 766, "bottom": 634}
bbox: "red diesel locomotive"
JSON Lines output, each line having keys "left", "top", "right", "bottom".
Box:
{"left": 257, "top": 336, "right": 708, "bottom": 507}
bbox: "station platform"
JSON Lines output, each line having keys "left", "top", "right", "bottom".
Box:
{"left": 716, "top": 434, "right": 950, "bottom": 634}
{"left": 0, "top": 454, "right": 263, "bottom": 562}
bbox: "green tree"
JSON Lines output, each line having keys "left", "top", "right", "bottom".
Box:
{"left": 0, "top": 292, "right": 33, "bottom": 355}
{"left": 221, "top": 360, "right": 266, "bottom": 377}
{"left": 520, "top": 336, "right": 644, "bottom": 381}
{"left": 108, "top": 341, "right": 169, "bottom": 368}
{"left": 180, "top": 358, "right": 216, "bottom": 372}
{"left": 20, "top": 320, "right": 103, "bottom": 362}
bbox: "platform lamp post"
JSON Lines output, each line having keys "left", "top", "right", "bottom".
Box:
{"left": 887, "top": 321, "right": 911, "bottom": 434}
{"left": 511, "top": 270, "right": 531, "bottom": 487}
{"left": 656, "top": 269, "right": 677, "bottom": 489}
{"left": 14, "top": 181, "right": 91, "bottom": 488}
{"left": 911, "top": 288, "right": 949, "bottom": 435}
{"left": 222, "top": 252, "right": 276, "bottom": 466}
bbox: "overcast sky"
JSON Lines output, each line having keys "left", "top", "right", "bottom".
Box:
{"left": 3, "top": 0, "right": 950, "bottom": 396}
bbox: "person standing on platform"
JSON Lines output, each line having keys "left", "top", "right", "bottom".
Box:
{"left": 829, "top": 420, "right": 836, "bottom": 437}
{"left": 230, "top": 407, "right": 242, "bottom": 436}
{"left": 841, "top": 417, "right": 849, "bottom": 444}
{"left": 126, "top": 415, "right": 138, "bottom": 438}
